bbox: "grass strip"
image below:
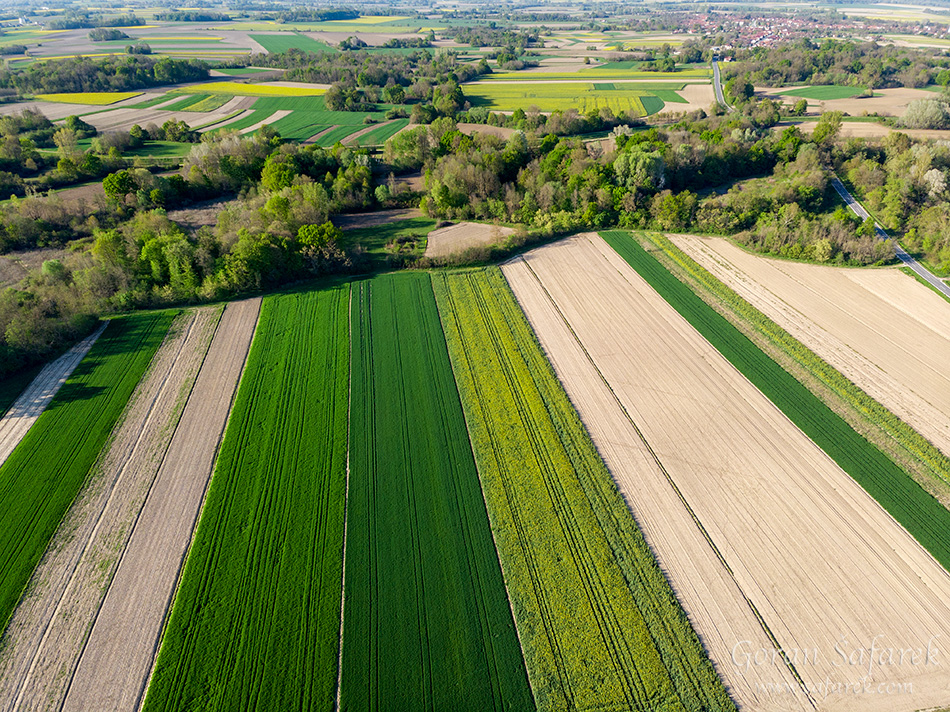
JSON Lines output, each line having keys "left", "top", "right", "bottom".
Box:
{"left": 0, "top": 310, "right": 175, "bottom": 632}
{"left": 433, "top": 267, "right": 736, "bottom": 712}
{"left": 342, "top": 272, "right": 533, "bottom": 711}
{"left": 603, "top": 230, "right": 950, "bottom": 571}
{"left": 144, "top": 287, "right": 349, "bottom": 711}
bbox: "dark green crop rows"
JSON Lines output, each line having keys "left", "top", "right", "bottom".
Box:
{"left": 342, "top": 273, "right": 534, "bottom": 711}
{"left": 143, "top": 288, "right": 350, "bottom": 711}
{"left": 602, "top": 229, "right": 950, "bottom": 571}
{"left": 0, "top": 311, "right": 175, "bottom": 632}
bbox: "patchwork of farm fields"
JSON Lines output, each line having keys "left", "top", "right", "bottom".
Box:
{"left": 672, "top": 235, "right": 950, "bottom": 466}
{"left": 6, "top": 212, "right": 950, "bottom": 711}
{"left": 207, "top": 95, "right": 400, "bottom": 142}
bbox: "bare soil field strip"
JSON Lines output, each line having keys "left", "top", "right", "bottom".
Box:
{"left": 0, "top": 308, "right": 219, "bottom": 712}
{"left": 785, "top": 120, "right": 950, "bottom": 140}
{"left": 674, "top": 83, "right": 716, "bottom": 111}
{"left": 673, "top": 236, "right": 950, "bottom": 460}
{"left": 57, "top": 298, "right": 261, "bottom": 712}
{"left": 424, "top": 222, "right": 515, "bottom": 259}
{"left": 503, "top": 233, "right": 950, "bottom": 712}
{"left": 0, "top": 322, "right": 106, "bottom": 468}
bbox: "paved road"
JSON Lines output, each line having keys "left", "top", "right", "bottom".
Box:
{"left": 712, "top": 60, "right": 733, "bottom": 112}
{"left": 831, "top": 176, "right": 950, "bottom": 298}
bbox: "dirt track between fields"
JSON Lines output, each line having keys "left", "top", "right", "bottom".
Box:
{"left": 503, "top": 233, "right": 950, "bottom": 712}
{"left": 57, "top": 298, "right": 260, "bottom": 712}
{"left": 0, "top": 322, "right": 106, "bottom": 467}
{"left": 0, "top": 309, "right": 218, "bottom": 712}
{"left": 673, "top": 236, "right": 950, "bottom": 461}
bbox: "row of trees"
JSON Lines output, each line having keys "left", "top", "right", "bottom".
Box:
{"left": 0, "top": 56, "right": 209, "bottom": 95}
{"left": 723, "top": 39, "right": 950, "bottom": 90}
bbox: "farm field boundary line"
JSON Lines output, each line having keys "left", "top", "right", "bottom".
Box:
{"left": 0, "top": 310, "right": 176, "bottom": 636}
{"left": 651, "top": 232, "right": 950, "bottom": 507}
{"left": 0, "top": 322, "right": 106, "bottom": 468}
{"left": 432, "top": 268, "right": 736, "bottom": 712}
{"left": 61, "top": 298, "right": 261, "bottom": 712}
{"left": 602, "top": 230, "right": 950, "bottom": 573}
{"left": 342, "top": 273, "right": 534, "bottom": 711}
{"left": 142, "top": 292, "right": 345, "bottom": 712}
{"left": 0, "top": 308, "right": 221, "bottom": 712}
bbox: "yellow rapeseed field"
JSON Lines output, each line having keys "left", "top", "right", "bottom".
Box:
{"left": 179, "top": 82, "right": 326, "bottom": 97}
{"left": 35, "top": 91, "right": 143, "bottom": 104}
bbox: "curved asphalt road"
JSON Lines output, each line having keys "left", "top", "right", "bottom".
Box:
{"left": 831, "top": 175, "right": 950, "bottom": 299}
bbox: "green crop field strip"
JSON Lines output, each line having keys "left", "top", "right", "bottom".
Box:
{"left": 214, "top": 67, "right": 274, "bottom": 75}
{"left": 250, "top": 32, "right": 337, "bottom": 53}
{"left": 602, "top": 230, "right": 950, "bottom": 572}
{"left": 464, "top": 83, "right": 661, "bottom": 115}
{"left": 776, "top": 85, "right": 864, "bottom": 100}
{"left": 312, "top": 124, "right": 365, "bottom": 146}
{"left": 343, "top": 273, "right": 533, "bottom": 711}
{"left": 349, "top": 118, "right": 410, "bottom": 145}
{"left": 432, "top": 268, "right": 735, "bottom": 712}
{"left": 144, "top": 287, "right": 349, "bottom": 711}
{"left": 0, "top": 311, "right": 174, "bottom": 632}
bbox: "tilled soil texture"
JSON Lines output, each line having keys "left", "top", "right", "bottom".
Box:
{"left": 0, "top": 309, "right": 218, "bottom": 712}
{"left": 58, "top": 298, "right": 261, "bottom": 712}
{"left": 0, "top": 322, "right": 106, "bottom": 467}
{"left": 673, "top": 235, "right": 950, "bottom": 460}
{"left": 503, "top": 233, "right": 950, "bottom": 712}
